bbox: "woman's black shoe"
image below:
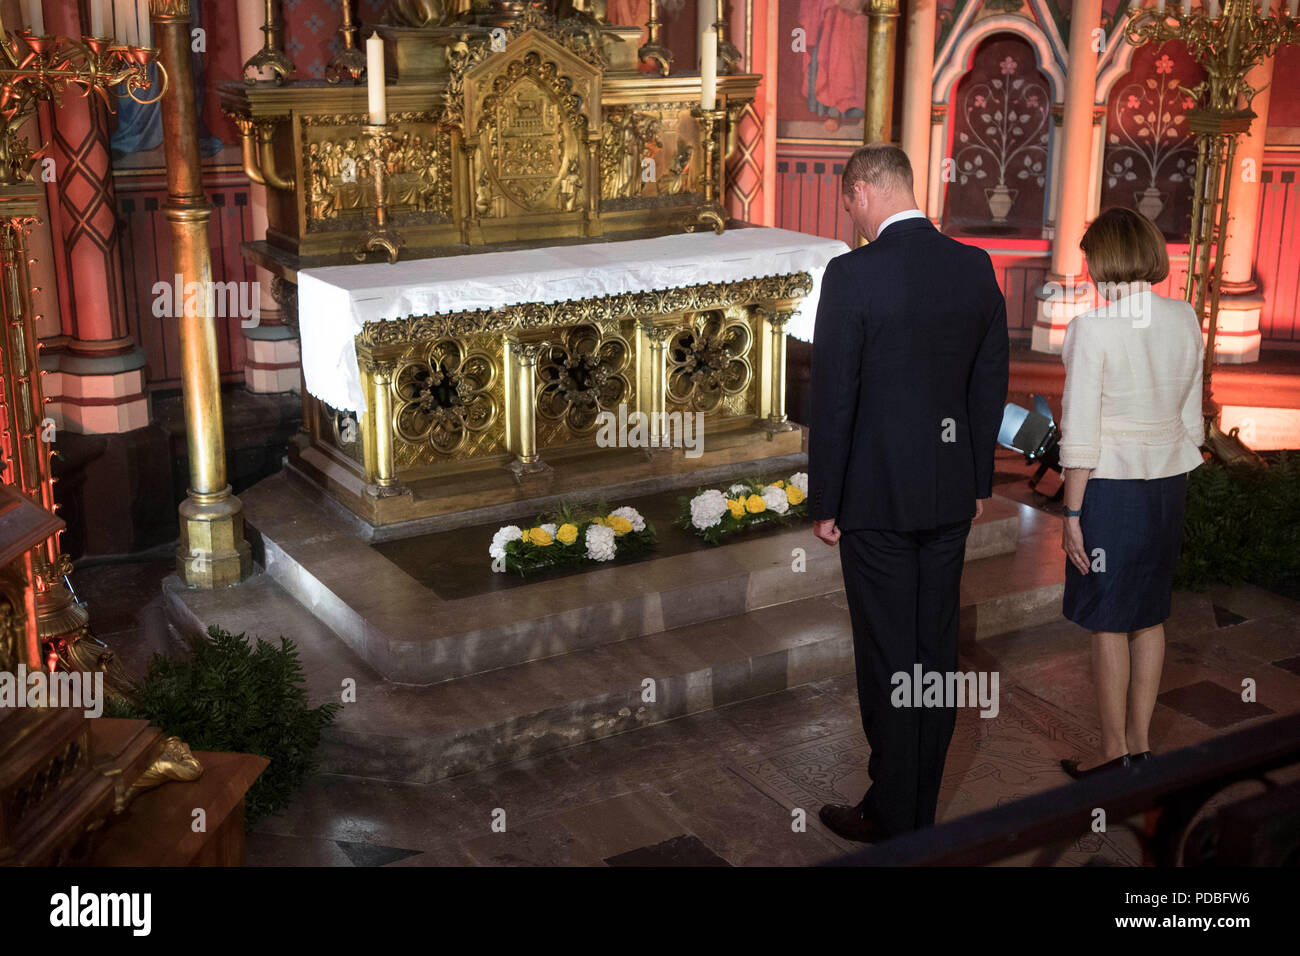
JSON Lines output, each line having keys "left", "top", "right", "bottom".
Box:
{"left": 1061, "top": 754, "right": 1131, "bottom": 779}
{"left": 1131, "top": 751, "right": 1152, "bottom": 761}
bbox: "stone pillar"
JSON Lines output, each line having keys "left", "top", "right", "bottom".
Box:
{"left": 153, "top": 0, "right": 251, "bottom": 588}
{"left": 236, "top": 0, "right": 298, "bottom": 393}
{"left": 900, "top": 0, "right": 937, "bottom": 210}
{"left": 1087, "top": 105, "right": 1106, "bottom": 221}
{"left": 1216, "top": 55, "right": 1274, "bottom": 364}
{"left": 1032, "top": 0, "right": 1104, "bottom": 354}
{"left": 40, "top": 0, "right": 149, "bottom": 434}
{"left": 1044, "top": 104, "right": 1064, "bottom": 237}
{"left": 926, "top": 105, "right": 947, "bottom": 222}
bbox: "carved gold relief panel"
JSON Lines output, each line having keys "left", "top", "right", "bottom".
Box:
{"left": 665, "top": 307, "right": 756, "bottom": 417}
{"left": 601, "top": 103, "right": 698, "bottom": 208}
{"left": 535, "top": 321, "right": 635, "bottom": 448}
{"left": 463, "top": 31, "right": 601, "bottom": 220}
{"left": 390, "top": 336, "right": 507, "bottom": 467}
{"left": 302, "top": 112, "right": 453, "bottom": 232}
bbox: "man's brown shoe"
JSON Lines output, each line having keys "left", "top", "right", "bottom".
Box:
{"left": 818, "top": 803, "right": 886, "bottom": 843}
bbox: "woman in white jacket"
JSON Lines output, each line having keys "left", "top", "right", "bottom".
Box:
{"left": 1056, "top": 207, "right": 1205, "bottom": 779}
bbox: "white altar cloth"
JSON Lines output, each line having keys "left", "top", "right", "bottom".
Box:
{"left": 297, "top": 227, "right": 849, "bottom": 412}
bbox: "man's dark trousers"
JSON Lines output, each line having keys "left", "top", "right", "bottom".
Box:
{"left": 838, "top": 521, "right": 970, "bottom": 836}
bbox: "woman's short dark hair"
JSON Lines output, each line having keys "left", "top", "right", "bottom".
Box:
{"left": 1079, "top": 206, "right": 1170, "bottom": 284}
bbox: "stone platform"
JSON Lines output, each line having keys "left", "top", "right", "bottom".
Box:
{"left": 164, "top": 463, "right": 1065, "bottom": 785}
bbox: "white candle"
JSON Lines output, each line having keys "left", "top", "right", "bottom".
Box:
{"left": 1182, "top": 0, "right": 1192, "bottom": 13}
{"left": 1289, "top": 0, "right": 1298, "bottom": 16}
{"left": 89, "top": 0, "right": 104, "bottom": 37}
{"left": 697, "top": 0, "right": 713, "bottom": 68}
{"left": 700, "top": 28, "right": 717, "bottom": 111}
{"left": 1155, "top": 0, "right": 1166, "bottom": 13}
{"left": 1207, "top": 0, "right": 1220, "bottom": 17}
{"left": 367, "top": 33, "right": 387, "bottom": 126}
{"left": 26, "top": 0, "right": 43, "bottom": 34}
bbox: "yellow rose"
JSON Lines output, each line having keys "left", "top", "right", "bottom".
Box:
{"left": 745, "top": 494, "right": 766, "bottom": 514}
{"left": 607, "top": 515, "right": 634, "bottom": 535}
{"left": 785, "top": 485, "right": 805, "bottom": 506}
{"left": 589, "top": 516, "right": 607, "bottom": 527}
{"left": 727, "top": 498, "right": 746, "bottom": 519}
{"left": 773, "top": 479, "right": 785, "bottom": 488}
{"left": 524, "top": 527, "right": 553, "bottom": 546}
{"left": 556, "top": 523, "right": 578, "bottom": 545}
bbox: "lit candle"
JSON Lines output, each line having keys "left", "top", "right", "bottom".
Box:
{"left": 89, "top": 0, "right": 104, "bottom": 37}
{"left": 700, "top": 27, "right": 717, "bottom": 111}
{"left": 25, "top": 0, "right": 43, "bottom": 34}
{"left": 367, "top": 33, "right": 387, "bottom": 126}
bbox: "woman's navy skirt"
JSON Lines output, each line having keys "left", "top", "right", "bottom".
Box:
{"left": 1062, "top": 473, "right": 1189, "bottom": 632}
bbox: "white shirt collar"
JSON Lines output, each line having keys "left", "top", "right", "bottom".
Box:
{"left": 876, "top": 208, "right": 927, "bottom": 238}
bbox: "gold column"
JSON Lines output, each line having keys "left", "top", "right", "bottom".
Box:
{"left": 504, "top": 335, "right": 552, "bottom": 479}
{"left": 152, "top": 0, "right": 251, "bottom": 587}
{"left": 757, "top": 305, "right": 795, "bottom": 435}
{"left": 359, "top": 356, "right": 403, "bottom": 497}
{"left": 635, "top": 319, "right": 672, "bottom": 450}
{"left": 863, "top": 0, "right": 900, "bottom": 145}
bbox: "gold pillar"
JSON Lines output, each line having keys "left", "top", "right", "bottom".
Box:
{"left": 757, "top": 304, "right": 795, "bottom": 435}
{"left": 635, "top": 319, "right": 672, "bottom": 450}
{"left": 504, "top": 335, "right": 552, "bottom": 478}
{"left": 863, "top": 0, "right": 900, "bottom": 146}
{"left": 152, "top": 0, "right": 251, "bottom": 587}
{"left": 359, "top": 356, "right": 403, "bottom": 497}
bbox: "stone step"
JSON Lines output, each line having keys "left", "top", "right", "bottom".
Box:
{"left": 239, "top": 471, "right": 1024, "bottom": 685}
{"left": 163, "top": 518, "right": 1065, "bottom": 785}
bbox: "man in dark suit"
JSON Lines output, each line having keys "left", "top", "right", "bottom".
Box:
{"left": 809, "top": 143, "right": 1009, "bottom": 842}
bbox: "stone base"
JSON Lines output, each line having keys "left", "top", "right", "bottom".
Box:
{"left": 162, "top": 472, "right": 1062, "bottom": 784}
{"left": 1031, "top": 276, "right": 1093, "bottom": 354}
{"left": 176, "top": 490, "right": 254, "bottom": 588}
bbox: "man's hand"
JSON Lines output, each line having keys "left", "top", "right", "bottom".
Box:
{"left": 974, "top": 497, "right": 990, "bottom": 520}
{"left": 813, "top": 518, "right": 841, "bottom": 547}
{"left": 1062, "top": 515, "right": 1089, "bottom": 575}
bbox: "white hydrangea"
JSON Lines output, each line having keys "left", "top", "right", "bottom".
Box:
{"left": 762, "top": 484, "right": 790, "bottom": 515}
{"left": 788, "top": 472, "right": 808, "bottom": 494}
{"left": 540, "top": 523, "right": 558, "bottom": 537}
{"left": 585, "top": 523, "right": 617, "bottom": 562}
{"left": 608, "top": 506, "right": 645, "bottom": 532}
{"left": 728, "top": 483, "right": 749, "bottom": 496}
{"left": 689, "top": 489, "right": 728, "bottom": 530}
{"left": 489, "top": 525, "right": 523, "bottom": 560}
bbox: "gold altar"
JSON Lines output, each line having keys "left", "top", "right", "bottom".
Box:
{"left": 221, "top": 3, "right": 814, "bottom": 528}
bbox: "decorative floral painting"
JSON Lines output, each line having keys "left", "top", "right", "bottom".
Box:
{"left": 943, "top": 34, "right": 1051, "bottom": 236}
{"left": 1100, "top": 42, "right": 1205, "bottom": 238}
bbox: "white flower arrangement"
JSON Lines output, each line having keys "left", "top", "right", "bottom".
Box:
{"left": 489, "top": 502, "right": 656, "bottom": 575}
{"left": 679, "top": 473, "right": 809, "bottom": 544}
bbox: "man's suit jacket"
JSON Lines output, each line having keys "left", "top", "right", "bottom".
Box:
{"left": 808, "top": 217, "right": 1009, "bottom": 532}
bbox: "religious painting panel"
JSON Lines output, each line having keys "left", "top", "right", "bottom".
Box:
{"left": 776, "top": 0, "right": 867, "bottom": 140}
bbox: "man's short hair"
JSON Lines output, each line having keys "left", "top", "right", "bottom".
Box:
{"left": 1079, "top": 206, "right": 1170, "bottom": 284}
{"left": 841, "top": 143, "right": 914, "bottom": 195}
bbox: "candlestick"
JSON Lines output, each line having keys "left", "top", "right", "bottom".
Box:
{"left": 367, "top": 33, "right": 386, "bottom": 125}
{"left": 700, "top": 28, "right": 717, "bottom": 111}
{"left": 25, "top": 0, "right": 43, "bottom": 34}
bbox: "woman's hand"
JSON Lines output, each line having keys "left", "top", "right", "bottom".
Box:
{"left": 1062, "top": 515, "right": 1090, "bottom": 575}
